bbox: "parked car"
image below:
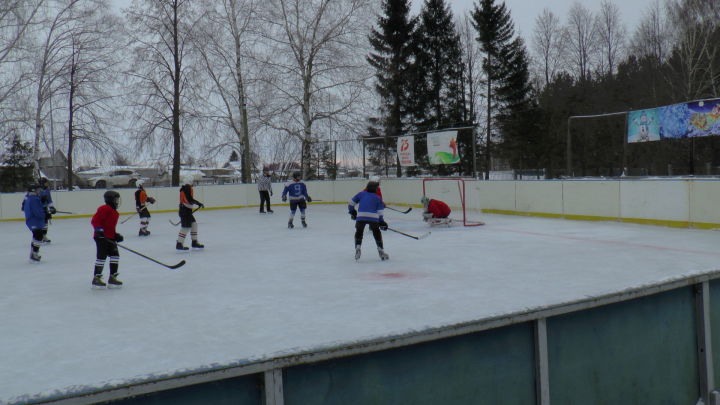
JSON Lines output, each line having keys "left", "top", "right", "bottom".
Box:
{"left": 87, "top": 170, "right": 141, "bottom": 189}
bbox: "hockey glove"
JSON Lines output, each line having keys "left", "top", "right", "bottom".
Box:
{"left": 379, "top": 221, "right": 388, "bottom": 231}
{"left": 94, "top": 229, "right": 105, "bottom": 239}
{"left": 282, "top": 195, "right": 287, "bottom": 202}
{"left": 306, "top": 196, "right": 312, "bottom": 203}
{"left": 197, "top": 202, "right": 205, "bottom": 209}
{"left": 349, "top": 208, "right": 357, "bottom": 220}
{"left": 49, "top": 206, "right": 57, "bottom": 215}
{"left": 147, "top": 197, "right": 156, "bottom": 204}
{"left": 115, "top": 233, "right": 124, "bottom": 243}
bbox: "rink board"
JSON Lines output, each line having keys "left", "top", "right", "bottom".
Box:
{"left": 3, "top": 207, "right": 720, "bottom": 405}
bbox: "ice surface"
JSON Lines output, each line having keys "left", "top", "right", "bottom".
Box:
{"left": 2, "top": 205, "right": 720, "bottom": 403}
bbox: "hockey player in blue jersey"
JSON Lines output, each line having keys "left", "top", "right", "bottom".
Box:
{"left": 23, "top": 183, "right": 46, "bottom": 261}
{"left": 38, "top": 177, "right": 55, "bottom": 243}
{"left": 281, "top": 172, "right": 312, "bottom": 228}
{"left": 348, "top": 180, "right": 389, "bottom": 261}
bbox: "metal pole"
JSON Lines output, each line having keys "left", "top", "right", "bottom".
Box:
{"left": 472, "top": 126, "right": 477, "bottom": 179}
{"left": 362, "top": 139, "right": 366, "bottom": 179}
{"left": 566, "top": 117, "right": 572, "bottom": 177}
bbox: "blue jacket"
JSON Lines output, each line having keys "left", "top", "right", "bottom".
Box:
{"left": 348, "top": 191, "right": 384, "bottom": 223}
{"left": 23, "top": 194, "right": 45, "bottom": 230}
{"left": 282, "top": 181, "right": 309, "bottom": 201}
{"left": 40, "top": 187, "right": 53, "bottom": 209}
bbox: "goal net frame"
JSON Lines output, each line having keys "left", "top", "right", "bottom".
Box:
{"left": 421, "top": 178, "right": 484, "bottom": 227}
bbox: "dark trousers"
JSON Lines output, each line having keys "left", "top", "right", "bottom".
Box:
{"left": 355, "top": 221, "right": 383, "bottom": 249}
{"left": 259, "top": 190, "right": 271, "bottom": 212}
{"left": 94, "top": 237, "right": 119, "bottom": 276}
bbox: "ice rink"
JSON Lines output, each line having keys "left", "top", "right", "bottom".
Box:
{"left": 2, "top": 204, "right": 720, "bottom": 404}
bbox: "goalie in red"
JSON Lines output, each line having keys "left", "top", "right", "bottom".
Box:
{"left": 421, "top": 196, "right": 452, "bottom": 226}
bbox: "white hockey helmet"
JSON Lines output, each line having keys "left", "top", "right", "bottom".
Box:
{"left": 369, "top": 175, "right": 380, "bottom": 183}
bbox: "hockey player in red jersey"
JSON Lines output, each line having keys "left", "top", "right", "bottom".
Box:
{"left": 421, "top": 196, "right": 451, "bottom": 226}
{"left": 91, "top": 190, "right": 124, "bottom": 288}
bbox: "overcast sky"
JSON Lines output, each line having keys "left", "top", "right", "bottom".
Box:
{"left": 411, "top": 0, "right": 659, "bottom": 39}
{"left": 111, "top": 0, "right": 658, "bottom": 43}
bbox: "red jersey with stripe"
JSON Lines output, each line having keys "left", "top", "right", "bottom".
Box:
{"left": 91, "top": 204, "right": 119, "bottom": 239}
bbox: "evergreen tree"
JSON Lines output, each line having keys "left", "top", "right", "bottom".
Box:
{"left": 411, "top": 0, "right": 468, "bottom": 175}
{"left": 472, "top": 0, "right": 517, "bottom": 178}
{"left": 0, "top": 135, "right": 34, "bottom": 192}
{"left": 367, "top": 0, "right": 417, "bottom": 177}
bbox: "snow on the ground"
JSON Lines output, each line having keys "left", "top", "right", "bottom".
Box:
{"left": 2, "top": 204, "right": 720, "bottom": 404}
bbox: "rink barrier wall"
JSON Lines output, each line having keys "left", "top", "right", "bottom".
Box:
{"left": 23, "top": 269, "right": 720, "bottom": 405}
{"left": 2, "top": 178, "right": 720, "bottom": 229}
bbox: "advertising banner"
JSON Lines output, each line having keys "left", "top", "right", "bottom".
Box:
{"left": 628, "top": 98, "right": 720, "bottom": 143}
{"left": 427, "top": 130, "right": 460, "bottom": 165}
{"left": 397, "top": 135, "right": 415, "bottom": 166}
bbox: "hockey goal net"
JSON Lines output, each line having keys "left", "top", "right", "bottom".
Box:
{"left": 422, "top": 178, "right": 484, "bottom": 226}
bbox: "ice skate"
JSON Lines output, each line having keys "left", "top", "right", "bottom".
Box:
{"left": 267, "top": 209, "right": 274, "bottom": 213}
{"left": 108, "top": 274, "right": 123, "bottom": 288}
{"left": 355, "top": 245, "right": 361, "bottom": 261}
{"left": 191, "top": 240, "right": 204, "bottom": 249}
{"left": 176, "top": 242, "right": 189, "bottom": 251}
{"left": 378, "top": 248, "right": 389, "bottom": 261}
{"left": 30, "top": 251, "right": 41, "bottom": 262}
{"left": 259, "top": 210, "right": 266, "bottom": 214}
{"left": 139, "top": 229, "right": 150, "bottom": 236}
{"left": 301, "top": 219, "right": 307, "bottom": 228}
{"left": 92, "top": 275, "right": 106, "bottom": 288}
{"left": 288, "top": 220, "right": 294, "bottom": 229}
{"left": 41, "top": 237, "right": 51, "bottom": 244}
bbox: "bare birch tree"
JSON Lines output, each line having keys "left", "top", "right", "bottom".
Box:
{"left": 0, "top": 0, "right": 44, "bottom": 134}
{"left": 630, "top": 0, "right": 671, "bottom": 65}
{"left": 594, "top": 0, "right": 626, "bottom": 77}
{"left": 565, "top": 2, "right": 597, "bottom": 82}
{"left": 124, "top": 0, "right": 204, "bottom": 186}
{"left": 666, "top": 0, "right": 720, "bottom": 99}
{"left": 60, "top": 2, "right": 121, "bottom": 188}
{"left": 194, "top": 0, "right": 260, "bottom": 183}
{"left": 29, "top": 0, "right": 92, "bottom": 176}
{"left": 258, "top": 0, "right": 373, "bottom": 178}
{"left": 532, "top": 8, "right": 566, "bottom": 87}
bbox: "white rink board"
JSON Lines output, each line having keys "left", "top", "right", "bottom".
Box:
{"left": 562, "top": 180, "right": 620, "bottom": 218}
{"left": 619, "top": 180, "right": 690, "bottom": 222}
{"left": 515, "top": 181, "right": 563, "bottom": 214}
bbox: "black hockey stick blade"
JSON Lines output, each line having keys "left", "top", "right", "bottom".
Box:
{"left": 121, "top": 212, "right": 139, "bottom": 224}
{"left": 116, "top": 243, "right": 186, "bottom": 269}
{"left": 54, "top": 210, "right": 75, "bottom": 214}
{"left": 169, "top": 207, "right": 201, "bottom": 226}
{"left": 387, "top": 227, "right": 430, "bottom": 240}
{"left": 386, "top": 206, "right": 412, "bottom": 214}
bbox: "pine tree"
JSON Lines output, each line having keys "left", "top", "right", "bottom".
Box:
{"left": 0, "top": 135, "right": 34, "bottom": 192}
{"left": 472, "top": 0, "right": 530, "bottom": 178}
{"left": 410, "top": 0, "right": 468, "bottom": 175}
{"left": 367, "top": 0, "right": 417, "bottom": 177}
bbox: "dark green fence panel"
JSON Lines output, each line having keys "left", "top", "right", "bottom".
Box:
{"left": 106, "top": 374, "right": 263, "bottom": 405}
{"left": 548, "top": 287, "right": 698, "bottom": 405}
{"left": 283, "top": 323, "right": 535, "bottom": 405}
{"left": 710, "top": 279, "right": 720, "bottom": 389}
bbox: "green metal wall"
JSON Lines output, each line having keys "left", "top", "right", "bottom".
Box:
{"left": 107, "top": 374, "right": 263, "bottom": 405}
{"left": 547, "top": 287, "right": 699, "bottom": 405}
{"left": 283, "top": 323, "right": 536, "bottom": 405}
{"left": 711, "top": 279, "right": 720, "bottom": 390}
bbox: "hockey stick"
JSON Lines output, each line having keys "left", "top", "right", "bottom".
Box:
{"left": 169, "top": 207, "right": 201, "bottom": 226}
{"left": 121, "top": 209, "right": 140, "bottom": 224}
{"left": 385, "top": 206, "right": 412, "bottom": 214}
{"left": 115, "top": 243, "right": 186, "bottom": 269}
{"left": 386, "top": 227, "right": 430, "bottom": 240}
{"left": 54, "top": 210, "right": 75, "bottom": 214}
